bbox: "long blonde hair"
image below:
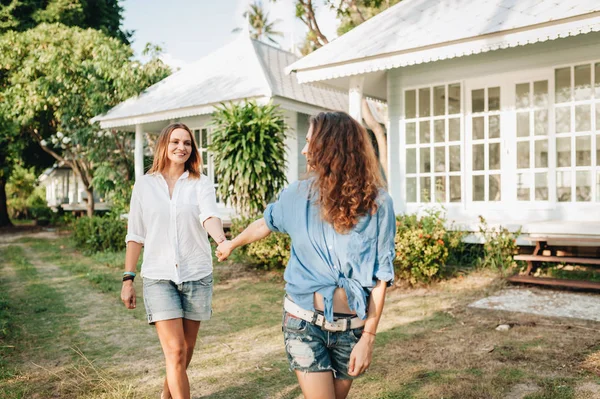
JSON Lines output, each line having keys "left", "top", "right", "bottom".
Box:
{"left": 147, "top": 123, "right": 202, "bottom": 178}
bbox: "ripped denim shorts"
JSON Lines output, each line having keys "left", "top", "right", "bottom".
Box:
{"left": 282, "top": 310, "right": 364, "bottom": 380}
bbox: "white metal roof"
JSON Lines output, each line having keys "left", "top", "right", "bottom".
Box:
{"left": 92, "top": 35, "right": 350, "bottom": 129}
{"left": 286, "top": 0, "right": 600, "bottom": 83}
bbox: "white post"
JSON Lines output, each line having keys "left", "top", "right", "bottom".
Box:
{"left": 348, "top": 75, "right": 365, "bottom": 122}
{"left": 135, "top": 124, "right": 144, "bottom": 179}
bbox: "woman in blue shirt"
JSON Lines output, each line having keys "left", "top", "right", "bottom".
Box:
{"left": 216, "top": 111, "right": 396, "bottom": 399}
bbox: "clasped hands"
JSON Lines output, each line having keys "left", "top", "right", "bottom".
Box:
{"left": 215, "top": 239, "right": 234, "bottom": 262}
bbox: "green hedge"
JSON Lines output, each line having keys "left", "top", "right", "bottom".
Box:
{"left": 71, "top": 216, "right": 127, "bottom": 253}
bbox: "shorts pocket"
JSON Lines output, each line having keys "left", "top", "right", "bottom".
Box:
{"left": 283, "top": 313, "right": 307, "bottom": 332}
{"left": 350, "top": 327, "right": 364, "bottom": 341}
{"left": 197, "top": 274, "right": 213, "bottom": 286}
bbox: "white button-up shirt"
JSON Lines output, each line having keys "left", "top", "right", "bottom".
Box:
{"left": 125, "top": 171, "right": 220, "bottom": 284}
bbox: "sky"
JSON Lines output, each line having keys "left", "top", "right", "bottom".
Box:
{"left": 122, "top": 0, "right": 340, "bottom": 70}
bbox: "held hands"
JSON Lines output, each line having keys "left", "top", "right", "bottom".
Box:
{"left": 348, "top": 333, "right": 375, "bottom": 376}
{"left": 216, "top": 240, "right": 235, "bottom": 262}
{"left": 121, "top": 281, "right": 136, "bottom": 309}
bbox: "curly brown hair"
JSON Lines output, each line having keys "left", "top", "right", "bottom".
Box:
{"left": 307, "top": 112, "right": 385, "bottom": 233}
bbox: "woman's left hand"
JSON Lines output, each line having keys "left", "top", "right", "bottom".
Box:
{"left": 348, "top": 333, "right": 375, "bottom": 376}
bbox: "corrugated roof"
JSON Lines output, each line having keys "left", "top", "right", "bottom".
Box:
{"left": 286, "top": 0, "right": 600, "bottom": 82}
{"left": 92, "top": 35, "right": 350, "bottom": 128}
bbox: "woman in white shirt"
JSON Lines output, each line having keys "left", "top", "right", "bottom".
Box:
{"left": 121, "top": 123, "right": 227, "bottom": 399}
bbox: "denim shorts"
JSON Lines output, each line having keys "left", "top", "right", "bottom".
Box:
{"left": 142, "top": 274, "right": 213, "bottom": 324}
{"left": 282, "top": 310, "right": 364, "bottom": 380}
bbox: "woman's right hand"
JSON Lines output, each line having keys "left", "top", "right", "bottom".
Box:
{"left": 121, "top": 281, "right": 136, "bottom": 309}
{"left": 216, "top": 240, "right": 235, "bottom": 262}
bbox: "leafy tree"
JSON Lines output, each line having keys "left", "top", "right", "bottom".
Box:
{"left": 209, "top": 101, "right": 288, "bottom": 217}
{"left": 0, "top": 118, "right": 20, "bottom": 226}
{"left": 234, "top": 1, "right": 283, "bottom": 45}
{"left": 0, "top": 23, "right": 170, "bottom": 216}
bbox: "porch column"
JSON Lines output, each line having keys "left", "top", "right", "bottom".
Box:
{"left": 348, "top": 76, "right": 365, "bottom": 122}
{"left": 135, "top": 124, "right": 144, "bottom": 179}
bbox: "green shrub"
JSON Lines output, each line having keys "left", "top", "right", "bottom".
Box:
{"left": 71, "top": 216, "right": 127, "bottom": 253}
{"left": 478, "top": 216, "right": 520, "bottom": 271}
{"left": 230, "top": 215, "right": 290, "bottom": 270}
{"left": 394, "top": 210, "right": 465, "bottom": 285}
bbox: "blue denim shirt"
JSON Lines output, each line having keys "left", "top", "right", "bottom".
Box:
{"left": 263, "top": 179, "right": 396, "bottom": 322}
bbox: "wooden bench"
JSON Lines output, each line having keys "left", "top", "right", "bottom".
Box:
{"left": 507, "top": 236, "right": 600, "bottom": 290}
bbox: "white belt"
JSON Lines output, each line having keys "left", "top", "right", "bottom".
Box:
{"left": 284, "top": 296, "right": 365, "bottom": 332}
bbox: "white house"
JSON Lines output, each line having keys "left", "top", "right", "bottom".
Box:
{"left": 39, "top": 164, "right": 109, "bottom": 213}
{"left": 91, "top": 33, "right": 382, "bottom": 220}
{"left": 287, "top": 0, "right": 600, "bottom": 236}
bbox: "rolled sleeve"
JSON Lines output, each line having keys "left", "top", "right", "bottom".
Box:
{"left": 125, "top": 184, "right": 145, "bottom": 244}
{"left": 197, "top": 176, "right": 221, "bottom": 226}
{"left": 263, "top": 188, "right": 288, "bottom": 234}
{"left": 374, "top": 193, "right": 396, "bottom": 285}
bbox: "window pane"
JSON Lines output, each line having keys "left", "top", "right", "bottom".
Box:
{"left": 489, "top": 174, "right": 501, "bottom": 201}
{"left": 419, "top": 121, "right": 431, "bottom": 144}
{"left": 449, "top": 145, "right": 461, "bottom": 172}
{"left": 433, "top": 86, "right": 445, "bottom": 116}
{"left": 535, "top": 172, "right": 548, "bottom": 201}
{"left": 405, "top": 90, "right": 416, "bottom": 118}
{"left": 406, "top": 122, "right": 416, "bottom": 144}
{"left": 557, "top": 171, "right": 571, "bottom": 202}
{"left": 488, "top": 87, "right": 500, "bottom": 111}
{"left": 420, "top": 147, "right": 431, "bottom": 173}
{"left": 407, "top": 177, "right": 417, "bottom": 202}
{"left": 435, "top": 176, "right": 446, "bottom": 202}
{"left": 517, "top": 141, "right": 530, "bottom": 169}
{"left": 516, "top": 83, "right": 530, "bottom": 109}
{"left": 597, "top": 134, "right": 600, "bottom": 166}
{"left": 489, "top": 143, "right": 501, "bottom": 170}
{"left": 557, "top": 137, "right": 571, "bottom": 167}
{"left": 473, "top": 144, "right": 484, "bottom": 171}
{"left": 597, "top": 172, "right": 600, "bottom": 201}
{"left": 535, "top": 139, "right": 548, "bottom": 168}
{"left": 533, "top": 80, "right": 548, "bottom": 107}
{"left": 534, "top": 110, "right": 548, "bottom": 136}
{"left": 434, "top": 119, "right": 445, "bottom": 142}
{"left": 517, "top": 173, "right": 530, "bottom": 201}
{"left": 576, "top": 171, "right": 591, "bottom": 202}
{"left": 472, "top": 116, "right": 484, "bottom": 140}
{"left": 472, "top": 89, "right": 484, "bottom": 113}
{"left": 434, "top": 147, "right": 445, "bottom": 172}
{"left": 448, "top": 83, "right": 461, "bottom": 114}
{"left": 576, "top": 135, "right": 591, "bottom": 166}
{"left": 449, "top": 118, "right": 460, "bottom": 141}
{"left": 574, "top": 64, "right": 591, "bottom": 101}
{"left": 420, "top": 176, "right": 431, "bottom": 202}
{"left": 489, "top": 115, "right": 500, "bottom": 139}
{"left": 406, "top": 148, "right": 416, "bottom": 174}
{"left": 201, "top": 128, "right": 209, "bottom": 147}
{"left": 555, "top": 106, "right": 571, "bottom": 134}
{"left": 597, "top": 103, "right": 600, "bottom": 132}
{"left": 517, "top": 112, "right": 530, "bottom": 137}
{"left": 473, "top": 175, "right": 484, "bottom": 201}
{"left": 419, "top": 88, "right": 431, "bottom": 117}
{"left": 575, "top": 104, "right": 591, "bottom": 132}
{"left": 193, "top": 129, "right": 200, "bottom": 146}
{"left": 555, "top": 67, "right": 571, "bottom": 103}
{"left": 450, "top": 176, "right": 461, "bottom": 202}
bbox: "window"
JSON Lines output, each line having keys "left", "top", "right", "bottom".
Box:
{"left": 554, "top": 63, "right": 599, "bottom": 202}
{"left": 193, "top": 128, "right": 220, "bottom": 202}
{"left": 405, "top": 83, "right": 462, "bottom": 203}
{"left": 515, "top": 80, "right": 550, "bottom": 201}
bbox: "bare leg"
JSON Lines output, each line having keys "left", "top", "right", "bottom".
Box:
{"left": 161, "top": 320, "right": 201, "bottom": 399}
{"left": 295, "top": 370, "right": 336, "bottom": 399}
{"left": 155, "top": 319, "right": 193, "bottom": 399}
{"left": 333, "top": 379, "right": 353, "bottom": 399}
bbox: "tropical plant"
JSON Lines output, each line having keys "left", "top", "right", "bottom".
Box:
{"left": 234, "top": 1, "right": 283, "bottom": 44}
{"left": 478, "top": 216, "right": 521, "bottom": 271}
{"left": 209, "top": 101, "right": 288, "bottom": 217}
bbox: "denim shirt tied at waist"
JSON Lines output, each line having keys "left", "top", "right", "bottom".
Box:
{"left": 263, "top": 179, "right": 396, "bottom": 323}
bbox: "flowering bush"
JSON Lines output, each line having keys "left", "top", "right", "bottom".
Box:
{"left": 394, "top": 210, "right": 465, "bottom": 285}
{"left": 478, "top": 216, "right": 520, "bottom": 271}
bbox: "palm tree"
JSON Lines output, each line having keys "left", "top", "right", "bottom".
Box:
{"left": 233, "top": 1, "right": 283, "bottom": 45}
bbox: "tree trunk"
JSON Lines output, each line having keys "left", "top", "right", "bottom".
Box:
{"left": 361, "top": 98, "right": 388, "bottom": 180}
{"left": 0, "top": 176, "right": 13, "bottom": 227}
{"left": 85, "top": 186, "right": 94, "bottom": 217}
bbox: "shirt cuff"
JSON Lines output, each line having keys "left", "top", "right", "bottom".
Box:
{"left": 200, "top": 212, "right": 221, "bottom": 226}
{"left": 125, "top": 234, "right": 145, "bottom": 244}
{"left": 375, "top": 251, "right": 395, "bottom": 286}
{"left": 263, "top": 204, "right": 280, "bottom": 232}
